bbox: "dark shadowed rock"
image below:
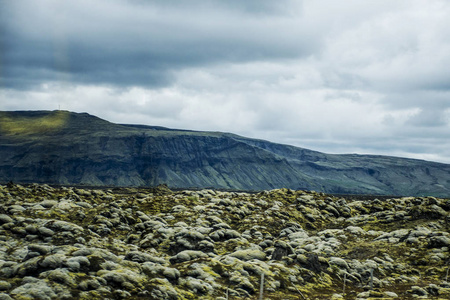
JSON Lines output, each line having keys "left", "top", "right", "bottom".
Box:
{"left": 271, "top": 240, "right": 294, "bottom": 260}
{"left": 304, "top": 253, "right": 323, "bottom": 273}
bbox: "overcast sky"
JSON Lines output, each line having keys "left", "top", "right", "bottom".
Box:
{"left": 1, "top": 0, "right": 450, "bottom": 163}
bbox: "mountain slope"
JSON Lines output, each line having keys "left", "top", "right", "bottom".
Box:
{"left": 1, "top": 110, "right": 450, "bottom": 196}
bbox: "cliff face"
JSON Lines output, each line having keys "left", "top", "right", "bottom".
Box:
{"left": 1, "top": 110, "right": 450, "bottom": 196}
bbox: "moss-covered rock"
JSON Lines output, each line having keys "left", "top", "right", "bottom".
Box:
{"left": 0, "top": 183, "right": 449, "bottom": 299}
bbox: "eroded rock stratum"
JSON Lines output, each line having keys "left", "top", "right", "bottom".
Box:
{"left": 2, "top": 111, "right": 450, "bottom": 197}
{"left": 0, "top": 183, "right": 449, "bottom": 299}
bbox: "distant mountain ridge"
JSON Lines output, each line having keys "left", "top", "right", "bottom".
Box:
{"left": 1, "top": 110, "right": 450, "bottom": 197}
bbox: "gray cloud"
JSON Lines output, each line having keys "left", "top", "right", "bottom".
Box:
{"left": 1, "top": 0, "right": 312, "bottom": 89}
{"left": 406, "top": 108, "right": 448, "bottom": 128}
{"left": 1, "top": 0, "right": 450, "bottom": 164}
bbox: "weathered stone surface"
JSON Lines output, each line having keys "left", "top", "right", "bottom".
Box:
{"left": 65, "top": 256, "right": 90, "bottom": 272}
{"left": 10, "top": 278, "right": 57, "bottom": 300}
{"left": 0, "top": 293, "right": 13, "bottom": 300}
{"left": 229, "top": 249, "right": 266, "bottom": 261}
{"left": 0, "top": 183, "right": 449, "bottom": 299}
{"left": 39, "top": 200, "right": 58, "bottom": 208}
{"left": 169, "top": 250, "right": 208, "bottom": 264}
{"left": 27, "top": 244, "right": 52, "bottom": 255}
{"left": 428, "top": 235, "right": 450, "bottom": 248}
{"left": 210, "top": 229, "right": 241, "bottom": 241}
{"left": 408, "top": 285, "right": 428, "bottom": 296}
{"left": 39, "top": 254, "right": 65, "bottom": 269}
{"left": 0, "top": 281, "right": 11, "bottom": 291}
{"left": 329, "top": 257, "right": 349, "bottom": 269}
{"left": 271, "top": 240, "right": 294, "bottom": 260}
{"left": 37, "top": 227, "right": 55, "bottom": 237}
{"left": 124, "top": 251, "right": 161, "bottom": 263}
{"left": 148, "top": 278, "right": 178, "bottom": 299}
{"left": 383, "top": 291, "right": 399, "bottom": 298}
{"left": 0, "top": 215, "right": 13, "bottom": 225}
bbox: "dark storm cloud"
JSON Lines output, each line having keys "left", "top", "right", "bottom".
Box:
{"left": 145, "top": 0, "right": 293, "bottom": 14}
{"left": 0, "top": 0, "right": 310, "bottom": 89}
{"left": 2, "top": 0, "right": 450, "bottom": 164}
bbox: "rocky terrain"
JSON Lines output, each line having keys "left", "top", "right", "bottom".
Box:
{"left": 2, "top": 110, "right": 450, "bottom": 197}
{"left": 0, "top": 183, "right": 449, "bottom": 299}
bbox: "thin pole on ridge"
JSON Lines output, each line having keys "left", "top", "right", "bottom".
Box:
{"left": 259, "top": 273, "right": 264, "bottom": 300}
